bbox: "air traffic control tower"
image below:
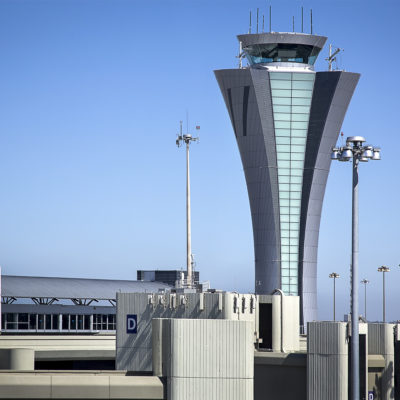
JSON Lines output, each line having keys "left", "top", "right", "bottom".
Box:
{"left": 215, "top": 32, "right": 360, "bottom": 326}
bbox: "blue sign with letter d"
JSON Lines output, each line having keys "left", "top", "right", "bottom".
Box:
{"left": 127, "top": 314, "right": 137, "bottom": 334}
{"left": 368, "top": 391, "right": 374, "bottom": 400}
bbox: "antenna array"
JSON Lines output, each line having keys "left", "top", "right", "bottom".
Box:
{"left": 247, "top": 6, "right": 315, "bottom": 35}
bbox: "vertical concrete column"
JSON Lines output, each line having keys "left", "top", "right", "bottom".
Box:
{"left": 282, "top": 296, "right": 300, "bottom": 352}
{"left": 272, "top": 295, "right": 282, "bottom": 352}
{"left": 0, "top": 349, "right": 34, "bottom": 370}
{"left": 271, "top": 295, "right": 300, "bottom": 353}
{"left": 223, "top": 293, "right": 238, "bottom": 320}
{"left": 152, "top": 319, "right": 163, "bottom": 377}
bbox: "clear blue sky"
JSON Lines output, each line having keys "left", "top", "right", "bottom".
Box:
{"left": 0, "top": 0, "right": 399, "bottom": 321}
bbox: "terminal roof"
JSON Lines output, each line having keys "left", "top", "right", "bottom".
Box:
{"left": 1, "top": 275, "right": 171, "bottom": 301}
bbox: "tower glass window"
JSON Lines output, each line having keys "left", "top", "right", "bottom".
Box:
{"left": 270, "top": 71, "right": 315, "bottom": 296}
{"left": 244, "top": 43, "right": 322, "bottom": 65}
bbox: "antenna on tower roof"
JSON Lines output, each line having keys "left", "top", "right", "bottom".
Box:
{"left": 262, "top": 14, "right": 265, "bottom": 32}
{"left": 249, "top": 11, "right": 252, "bottom": 34}
{"left": 310, "top": 9, "right": 313, "bottom": 34}
{"left": 301, "top": 7, "right": 304, "bottom": 33}
{"left": 292, "top": 16, "right": 295, "bottom": 32}
{"left": 236, "top": 41, "right": 244, "bottom": 69}
{"left": 257, "top": 8, "right": 259, "bottom": 33}
{"left": 269, "top": 6, "right": 272, "bottom": 32}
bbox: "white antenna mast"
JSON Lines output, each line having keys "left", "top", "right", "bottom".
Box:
{"left": 176, "top": 120, "right": 199, "bottom": 288}
{"left": 249, "top": 11, "right": 252, "bottom": 34}
{"left": 325, "top": 44, "right": 343, "bottom": 71}
{"left": 236, "top": 41, "right": 245, "bottom": 69}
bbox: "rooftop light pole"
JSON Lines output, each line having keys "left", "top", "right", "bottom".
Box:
{"left": 329, "top": 272, "right": 340, "bottom": 321}
{"left": 176, "top": 121, "right": 199, "bottom": 288}
{"left": 360, "top": 279, "right": 369, "bottom": 321}
{"left": 377, "top": 266, "right": 390, "bottom": 322}
{"left": 331, "top": 136, "right": 380, "bottom": 400}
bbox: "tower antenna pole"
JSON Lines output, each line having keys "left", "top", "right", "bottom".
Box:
{"left": 237, "top": 41, "right": 243, "bottom": 69}
{"left": 176, "top": 120, "right": 199, "bottom": 288}
{"left": 301, "top": 7, "right": 304, "bottom": 33}
{"left": 310, "top": 9, "right": 313, "bottom": 34}
{"left": 269, "top": 6, "right": 272, "bottom": 32}
{"left": 249, "top": 11, "right": 252, "bottom": 34}
{"left": 325, "top": 44, "right": 342, "bottom": 71}
{"left": 257, "top": 8, "right": 259, "bottom": 33}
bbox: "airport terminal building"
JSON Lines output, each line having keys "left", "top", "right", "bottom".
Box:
{"left": 1, "top": 275, "right": 171, "bottom": 335}
{"left": 215, "top": 32, "right": 360, "bottom": 326}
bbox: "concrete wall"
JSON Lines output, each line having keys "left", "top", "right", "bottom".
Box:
{"left": 153, "top": 318, "right": 253, "bottom": 400}
{"left": 307, "top": 322, "right": 348, "bottom": 400}
{"left": 116, "top": 292, "right": 256, "bottom": 372}
{"left": 254, "top": 352, "right": 306, "bottom": 400}
{"left": 368, "top": 323, "right": 395, "bottom": 400}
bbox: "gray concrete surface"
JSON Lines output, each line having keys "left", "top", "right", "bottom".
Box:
{"left": 0, "top": 371, "right": 164, "bottom": 399}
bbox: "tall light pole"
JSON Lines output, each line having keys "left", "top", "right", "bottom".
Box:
{"left": 329, "top": 272, "right": 340, "bottom": 321}
{"left": 331, "top": 136, "right": 380, "bottom": 400}
{"left": 176, "top": 121, "right": 199, "bottom": 288}
{"left": 360, "top": 279, "right": 369, "bottom": 321}
{"left": 377, "top": 266, "right": 390, "bottom": 322}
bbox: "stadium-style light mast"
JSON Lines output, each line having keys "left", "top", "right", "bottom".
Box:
{"left": 360, "top": 279, "right": 369, "bottom": 321}
{"left": 377, "top": 266, "right": 390, "bottom": 322}
{"left": 176, "top": 121, "right": 199, "bottom": 288}
{"left": 331, "top": 136, "right": 380, "bottom": 400}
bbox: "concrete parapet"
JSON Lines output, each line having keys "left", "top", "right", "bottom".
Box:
{"left": 0, "top": 371, "right": 164, "bottom": 399}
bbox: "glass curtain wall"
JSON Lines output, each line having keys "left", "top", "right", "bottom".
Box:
{"left": 270, "top": 71, "right": 315, "bottom": 295}
{"left": 1, "top": 312, "right": 116, "bottom": 332}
